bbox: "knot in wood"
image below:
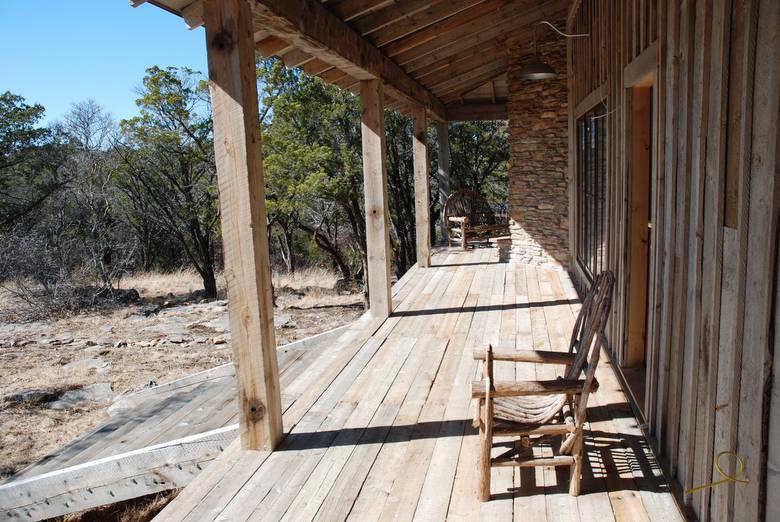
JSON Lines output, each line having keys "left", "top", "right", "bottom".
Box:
{"left": 247, "top": 400, "right": 265, "bottom": 421}
{"left": 211, "top": 30, "right": 235, "bottom": 52}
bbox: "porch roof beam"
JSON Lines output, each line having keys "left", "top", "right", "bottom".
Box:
{"left": 446, "top": 103, "right": 507, "bottom": 121}
{"left": 250, "top": 0, "right": 447, "bottom": 120}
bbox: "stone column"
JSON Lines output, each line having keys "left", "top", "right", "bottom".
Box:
{"left": 506, "top": 38, "right": 570, "bottom": 267}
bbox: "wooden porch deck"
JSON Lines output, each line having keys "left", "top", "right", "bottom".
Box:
{"left": 157, "top": 247, "right": 683, "bottom": 521}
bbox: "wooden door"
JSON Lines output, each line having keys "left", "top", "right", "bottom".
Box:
{"left": 624, "top": 85, "right": 653, "bottom": 412}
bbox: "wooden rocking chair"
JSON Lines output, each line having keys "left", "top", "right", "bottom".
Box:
{"left": 470, "top": 271, "right": 614, "bottom": 500}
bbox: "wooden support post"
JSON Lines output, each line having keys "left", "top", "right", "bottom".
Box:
{"left": 435, "top": 120, "right": 451, "bottom": 243}
{"left": 360, "top": 79, "right": 393, "bottom": 318}
{"left": 412, "top": 107, "right": 431, "bottom": 268}
{"left": 203, "top": 0, "right": 282, "bottom": 451}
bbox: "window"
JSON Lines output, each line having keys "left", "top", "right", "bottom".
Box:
{"left": 576, "top": 104, "right": 607, "bottom": 280}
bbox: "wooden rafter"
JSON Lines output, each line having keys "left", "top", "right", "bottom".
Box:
{"left": 280, "top": 47, "right": 315, "bottom": 68}
{"left": 411, "top": 36, "right": 511, "bottom": 80}
{"left": 566, "top": 0, "right": 582, "bottom": 31}
{"left": 181, "top": 0, "right": 204, "bottom": 29}
{"left": 367, "top": 0, "right": 485, "bottom": 47}
{"left": 328, "top": 0, "right": 396, "bottom": 21}
{"left": 417, "top": 44, "right": 507, "bottom": 87}
{"left": 300, "top": 58, "right": 335, "bottom": 76}
{"left": 446, "top": 103, "right": 507, "bottom": 121}
{"left": 401, "top": 23, "right": 515, "bottom": 71}
{"left": 351, "top": 0, "right": 440, "bottom": 36}
{"left": 439, "top": 63, "right": 507, "bottom": 103}
{"left": 381, "top": 0, "right": 507, "bottom": 57}
{"left": 320, "top": 67, "right": 351, "bottom": 85}
{"left": 250, "top": 0, "right": 446, "bottom": 120}
{"left": 395, "top": 0, "right": 565, "bottom": 68}
{"left": 256, "top": 35, "right": 293, "bottom": 56}
{"left": 431, "top": 57, "right": 508, "bottom": 95}
{"left": 147, "top": 0, "right": 568, "bottom": 118}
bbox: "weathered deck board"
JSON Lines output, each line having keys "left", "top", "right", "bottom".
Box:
{"left": 156, "top": 247, "right": 683, "bottom": 521}
{"left": 0, "top": 324, "right": 358, "bottom": 520}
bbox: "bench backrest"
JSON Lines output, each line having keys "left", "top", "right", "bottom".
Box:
{"left": 443, "top": 189, "right": 497, "bottom": 226}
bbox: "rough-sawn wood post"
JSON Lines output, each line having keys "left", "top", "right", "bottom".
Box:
{"left": 413, "top": 106, "right": 431, "bottom": 268}
{"left": 203, "top": 0, "right": 283, "bottom": 451}
{"left": 360, "top": 79, "right": 393, "bottom": 319}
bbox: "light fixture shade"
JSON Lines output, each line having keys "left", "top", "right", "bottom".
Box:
{"left": 517, "top": 55, "right": 557, "bottom": 80}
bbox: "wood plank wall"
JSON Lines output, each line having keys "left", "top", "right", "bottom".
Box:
{"left": 567, "top": 1, "right": 780, "bottom": 520}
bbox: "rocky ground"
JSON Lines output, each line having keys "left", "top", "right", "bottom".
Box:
{"left": 0, "top": 277, "right": 364, "bottom": 480}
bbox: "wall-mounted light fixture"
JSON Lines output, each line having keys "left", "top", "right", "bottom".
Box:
{"left": 517, "top": 21, "right": 589, "bottom": 81}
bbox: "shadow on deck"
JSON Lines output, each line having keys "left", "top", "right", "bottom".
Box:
{"left": 0, "top": 247, "right": 683, "bottom": 521}
{"left": 155, "top": 247, "right": 683, "bottom": 522}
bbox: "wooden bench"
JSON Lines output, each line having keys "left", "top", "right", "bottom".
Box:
{"left": 443, "top": 189, "right": 509, "bottom": 249}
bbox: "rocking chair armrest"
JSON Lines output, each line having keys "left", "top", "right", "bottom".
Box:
{"left": 472, "top": 348, "right": 576, "bottom": 365}
{"left": 448, "top": 216, "right": 469, "bottom": 223}
{"left": 470, "top": 379, "right": 587, "bottom": 398}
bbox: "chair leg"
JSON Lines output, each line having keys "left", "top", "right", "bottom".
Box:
{"left": 479, "top": 422, "right": 491, "bottom": 501}
{"left": 569, "top": 431, "right": 582, "bottom": 496}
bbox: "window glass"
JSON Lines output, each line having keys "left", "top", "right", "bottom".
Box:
{"left": 576, "top": 103, "right": 607, "bottom": 279}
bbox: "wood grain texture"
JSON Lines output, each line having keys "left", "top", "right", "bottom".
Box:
{"left": 203, "top": 0, "right": 282, "bottom": 451}
{"left": 152, "top": 249, "right": 683, "bottom": 521}
{"left": 568, "top": 0, "right": 779, "bottom": 519}
{"left": 412, "top": 106, "right": 431, "bottom": 268}
{"left": 361, "top": 79, "right": 393, "bottom": 318}
{"left": 249, "top": 0, "right": 447, "bottom": 119}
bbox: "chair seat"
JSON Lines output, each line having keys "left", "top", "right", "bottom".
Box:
{"left": 493, "top": 394, "right": 567, "bottom": 424}
{"left": 492, "top": 418, "right": 566, "bottom": 433}
{"left": 469, "top": 223, "right": 508, "bottom": 233}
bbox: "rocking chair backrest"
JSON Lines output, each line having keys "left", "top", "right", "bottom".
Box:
{"left": 443, "top": 189, "right": 497, "bottom": 227}
{"left": 565, "top": 271, "right": 614, "bottom": 382}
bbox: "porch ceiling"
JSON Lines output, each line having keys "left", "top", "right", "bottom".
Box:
{"left": 144, "top": 0, "right": 570, "bottom": 120}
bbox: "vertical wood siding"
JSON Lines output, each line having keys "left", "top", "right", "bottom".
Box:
{"left": 567, "top": 0, "right": 780, "bottom": 520}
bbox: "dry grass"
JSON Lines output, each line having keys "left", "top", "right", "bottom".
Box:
{"left": 274, "top": 267, "right": 361, "bottom": 309}
{"left": 0, "top": 265, "right": 364, "bottom": 481}
{"left": 59, "top": 490, "right": 178, "bottom": 522}
{"left": 0, "top": 286, "right": 11, "bottom": 309}
{"left": 272, "top": 266, "right": 340, "bottom": 290}
{"left": 117, "top": 267, "right": 341, "bottom": 301}
{"left": 118, "top": 269, "right": 226, "bottom": 300}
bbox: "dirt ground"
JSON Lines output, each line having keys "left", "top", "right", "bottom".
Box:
{"left": 0, "top": 269, "right": 364, "bottom": 480}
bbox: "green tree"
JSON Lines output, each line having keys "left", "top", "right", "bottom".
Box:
{"left": 385, "top": 111, "right": 417, "bottom": 275}
{"left": 260, "top": 60, "right": 364, "bottom": 280}
{"left": 116, "top": 66, "right": 220, "bottom": 297}
{"left": 0, "top": 92, "right": 69, "bottom": 228}
{"left": 0, "top": 98, "right": 136, "bottom": 315}
{"left": 447, "top": 121, "right": 509, "bottom": 208}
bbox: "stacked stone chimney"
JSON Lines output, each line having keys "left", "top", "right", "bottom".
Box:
{"left": 506, "top": 38, "right": 570, "bottom": 268}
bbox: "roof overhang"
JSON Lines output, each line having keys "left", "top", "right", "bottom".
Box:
{"left": 135, "top": 0, "right": 570, "bottom": 121}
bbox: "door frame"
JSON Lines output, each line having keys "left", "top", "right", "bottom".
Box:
{"left": 622, "top": 41, "right": 661, "bottom": 422}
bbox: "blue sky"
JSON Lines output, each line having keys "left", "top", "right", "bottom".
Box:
{"left": 1, "top": 0, "right": 207, "bottom": 124}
